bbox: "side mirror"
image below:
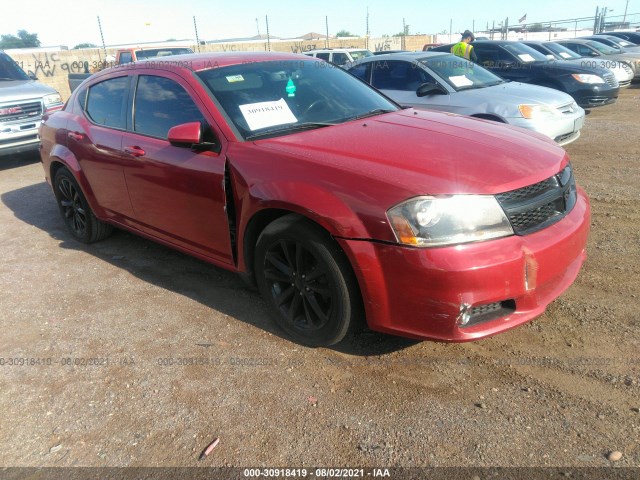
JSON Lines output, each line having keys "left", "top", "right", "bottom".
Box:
{"left": 502, "top": 60, "right": 517, "bottom": 69}
{"left": 416, "top": 82, "right": 446, "bottom": 97}
{"left": 168, "top": 122, "right": 202, "bottom": 146}
{"left": 590, "top": 51, "right": 600, "bottom": 57}
{"left": 28, "top": 72, "right": 38, "bottom": 80}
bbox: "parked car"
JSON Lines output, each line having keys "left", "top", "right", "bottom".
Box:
{"left": 597, "top": 31, "right": 640, "bottom": 45}
{"left": 522, "top": 40, "right": 634, "bottom": 88}
{"left": 0, "top": 51, "right": 64, "bottom": 156}
{"left": 579, "top": 35, "right": 640, "bottom": 53}
{"left": 422, "top": 43, "right": 444, "bottom": 51}
{"left": 303, "top": 48, "right": 373, "bottom": 67}
{"left": 348, "top": 52, "right": 585, "bottom": 145}
{"left": 431, "top": 41, "right": 620, "bottom": 107}
{"left": 39, "top": 52, "right": 590, "bottom": 346}
{"left": 554, "top": 39, "right": 640, "bottom": 80}
{"left": 68, "top": 46, "right": 195, "bottom": 92}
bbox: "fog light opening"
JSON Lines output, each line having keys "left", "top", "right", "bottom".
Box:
{"left": 457, "top": 303, "right": 472, "bottom": 326}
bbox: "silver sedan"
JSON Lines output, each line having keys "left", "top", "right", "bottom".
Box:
{"left": 348, "top": 52, "right": 585, "bottom": 146}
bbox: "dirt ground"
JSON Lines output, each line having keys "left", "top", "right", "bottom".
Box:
{"left": 0, "top": 87, "right": 638, "bottom": 475}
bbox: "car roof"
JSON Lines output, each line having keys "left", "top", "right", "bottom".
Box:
{"left": 359, "top": 51, "right": 449, "bottom": 61}
{"left": 306, "top": 48, "right": 370, "bottom": 53}
{"left": 554, "top": 39, "right": 593, "bottom": 44}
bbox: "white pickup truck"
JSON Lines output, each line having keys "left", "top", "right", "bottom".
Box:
{"left": 1, "top": 51, "right": 64, "bottom": 156}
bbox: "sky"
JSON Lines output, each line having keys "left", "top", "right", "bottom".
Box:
{"left": 0, "top": 0, "right": 636, "bottom": 47}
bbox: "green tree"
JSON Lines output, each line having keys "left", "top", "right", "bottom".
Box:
{"left": 0, "top": 29, "right": 41, "bottom": 48}
{"left": 73, "top": 42, "right": 97, "bottom": 49}
{"left": 336, "top": 30, "right": 357, "bottom": 37}
{"left": 528, "top": 23, "right": 544, "bottom": 32}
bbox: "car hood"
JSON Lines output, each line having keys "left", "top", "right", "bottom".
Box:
{"left": 255, "top": 109, "right": 568, "bottom": 196}
{"left": 460, "top": 81, "right": 574, "bottom": 107}
{"left": 0, "top": 79, "right": 57, "bottom": 103}
{"left": 529, "top": 59, "right": 613, "bottom": 75}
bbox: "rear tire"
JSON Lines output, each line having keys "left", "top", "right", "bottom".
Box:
{"left": 53, "top": 168, "right": 113, "bottom": 244}
{"left": 254, "top": 215, "right": 362, "bottom": 347}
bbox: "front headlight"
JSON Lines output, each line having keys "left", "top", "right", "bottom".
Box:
{"left": 43, "top": 93, "right": 63, "bottom": 107}
{"left": 571, "top": 73, "right": 605, "bottom": 84}
{"left": 386, "top": 195, "right": 514, "bottom": 247}
{"left": 518, "top": 104, "right": 558, "bottom": 119}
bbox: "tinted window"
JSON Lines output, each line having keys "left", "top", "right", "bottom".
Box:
{"left": 86, "top": 76, "right": 129, "bottom": 129}
{"left": 316, "top": 53, "right": 330, "bottom": 61}
{"left": 371, "top": 60, "right": 429, "bottom": 91}
{"left": 133, "top": 75, "right": 205, "bottom": 139}
{"left": 0, "top": 52, "right": 30, "bottom": 81}
{"left": 472, "top": 45, "right": 514, "bottom": 66}
{"left": 332, "top": 53, "right": 349, "bottom": 66}
{"left": 422, "top": 55, "right": 504, "bottom": 91}
{"left": 349, "top": 62, "right": 371, "bottom": 82}
{"left": 119, "top": 52, "right": 133, "bottom": 64}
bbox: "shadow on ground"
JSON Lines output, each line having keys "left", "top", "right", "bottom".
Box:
{"left": 1, "top": 181, "right": 419, "bottom": 356}
{"left": 0, "top": 151, "right": 41, "bottom": 172}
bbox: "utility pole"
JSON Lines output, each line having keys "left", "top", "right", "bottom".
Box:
{"left": 325, "top": 16, "right": 329, "bottom": 48}
{"left": 366, "top": 7, "right": 370, "bottom": 50}
{"left": 623, "top": 0, "right": 630, "bottom": 23}
{"left": 97, "top": 16, "right": 107, "bottom": 63}
{"left": 593, "top": 6, "right": 600, "bottom": 34}
{"left": 256, "top": 18, "right": 261, "bottom": 37}
{"left": 265, "top": 15, "right": 271, "bottom": 51}
{"left": 449, "top": 18, "right": 452, "bottom": 43}
{"left": 403, "top": 18, "right": 407, "bottom": 50}
{"left": 193, "top": 16, "right": 201, "bottom": 52}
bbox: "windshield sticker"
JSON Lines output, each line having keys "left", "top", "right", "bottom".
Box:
{"left": 226, "top": 75, "right": 245, "bottom": 83}
{"left": 448, "top": 75, "right": 474, "bottom": 87}
{"left": 518, "top": 54, "right": 536, "bottom": 62}
{"left": 239, "top": 98, "right": 298, "bottom": 131}
{"left": 560, "top": 52, "right": 572, "bottom": 59}
{"left": 286, "top": 78, "right": 297, "bottom": 97}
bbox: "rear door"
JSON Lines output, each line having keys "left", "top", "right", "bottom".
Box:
{"left": 120, "top": 71, "right": 233, "bottom": 265}
{"left": 67, "top": 75, "right": 136, "bottom": 218}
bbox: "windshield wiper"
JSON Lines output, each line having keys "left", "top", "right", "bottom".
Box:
{"left": 346, "top": 108, "right": 395, "bottom": 122}
{"left": 0, "top": 77, "right": 19, "bottom": 81}
{"left": 245, "top": 122, "right": 336, "bottom": 140}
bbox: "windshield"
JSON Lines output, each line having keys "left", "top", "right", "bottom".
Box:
{"left": 135, "top": 48, "right": 194, "bottom": 59}
{"left": 604, "top": 36, "right": 635, "bottom": 48}
{"left": 350, "top": 50, "right": 373, "bottom": 61}
{"left": 0, "top": 53, "right": 30, "bottom": 81}
{"left": 543, "top": 42, "right": 582, "bottom": 60}
{"left": 197, "top": 59, "right": 398, "bottom": 140}
{"left": 586, "top": 41, "right": 619, "bottom": 55}
{"left": 421, "top": 54, "right": 504, "bottom": 91}
{"left": 502, "top": 43, "right": 550, "bottom": 63}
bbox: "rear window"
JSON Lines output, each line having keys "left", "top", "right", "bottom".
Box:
{"left": 135, "top": 48, "right": 194, "bottom": 59}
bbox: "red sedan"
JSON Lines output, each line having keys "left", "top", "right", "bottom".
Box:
{"left": 39, "top": 52, "right": 590, "bottom": 346}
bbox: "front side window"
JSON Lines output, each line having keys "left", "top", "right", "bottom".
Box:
{"left": 349, "top": 62, "right": 371, "bottom": 82}
{"left": 133, "top": 75, "right": 205, "bottom": 139}
{"left": 119, "top": 52, "right": 133, "bottom": 64}
{"left": 85, "top": 76, "right": 129, "bottom": 129}
{"left": 316, "top": 53, "right": 330, "bottom": 61}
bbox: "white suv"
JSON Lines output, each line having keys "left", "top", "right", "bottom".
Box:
{"left": 304, "top": 49, "right": 373, "bottom": 67}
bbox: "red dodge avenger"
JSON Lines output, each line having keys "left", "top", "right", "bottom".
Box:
{"left": 39, "top": 52, "right": 590, "bottom": 346}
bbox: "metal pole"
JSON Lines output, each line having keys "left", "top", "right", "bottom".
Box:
{"left": 593, "top": 6, "right": 600, "bottom": 34}
{"left": 449, "top": 18, "right": 452, "bottom": 43}
{"left": 623, "top": 0, "right": 629, "bottom": 23}
{"left": 325, "top": 16, "right": 329, "bottom": 48}
{"left": 265, "top": 15, "right": 271, "bottom": 52}
{"left": 403, "top": 18, "right": 407, "bottom": 50}
{"left": 97, "top": 16, "right": 107, "bottom": 63}
{"left": 256, "top": 18, "right": 261, "bottom": 37}
{"left": 193, "top": 16, "right": 201, "bottom": 52}
{"left": 366, "top": 7, "right": 369, "bottom": 50}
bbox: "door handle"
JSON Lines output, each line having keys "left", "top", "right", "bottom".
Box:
{"left": 67, "top": 131, "right": 84, "bottom": 141}
{"left": 124, "top": 145, "right": 146, "bottom": 157}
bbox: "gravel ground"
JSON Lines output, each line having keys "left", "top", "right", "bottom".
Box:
{"left": 0, "top": 87, "right": 639, "bottom": 474}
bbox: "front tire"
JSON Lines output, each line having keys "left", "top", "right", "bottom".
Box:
{"left": 254, "top": 215, "right": 362, "bottom": 347}
{"left": 53, "top": 168, "right": 112, "bottom": 243}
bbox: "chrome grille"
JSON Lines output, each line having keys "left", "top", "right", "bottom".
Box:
{"left": 603, "top": 72, "right": 618, "bottom": 88}
{"left": 0, "top": 101, "right": 42, "bottom": 124}
{"left": 496, "top": 165, "right": 577, "bottom": 235}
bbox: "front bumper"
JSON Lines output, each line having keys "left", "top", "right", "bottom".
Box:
{"left": 339, "top": 188, "right": 590, "bottom": 342}
{"left": 508, "top": 109, "right": 585, "bottom": 146}
{"left": 570, "top": 85, "right": 618, "bottom": 108}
